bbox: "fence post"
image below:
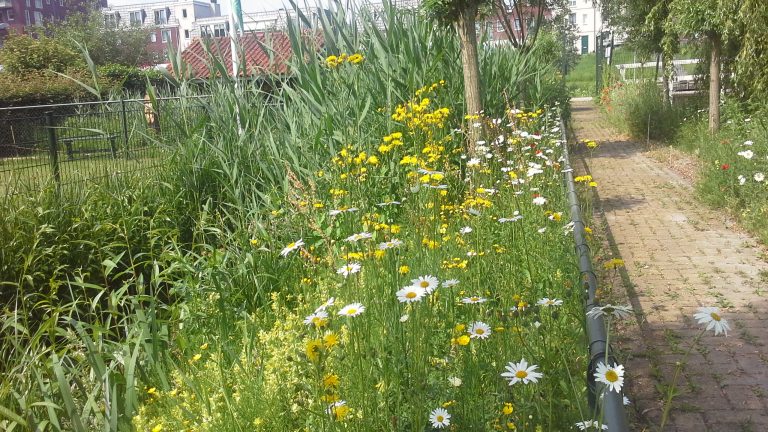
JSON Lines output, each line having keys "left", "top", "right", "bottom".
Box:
{"left": 45, "top": 111, "right": 61, "bottom": 186}
{"left": 120, "top": 98, "right": 129, "bottom": 157}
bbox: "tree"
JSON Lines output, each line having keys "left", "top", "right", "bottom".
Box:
{"left": 492, "top": 0, "right": 564, "bottom": 51}
{"left": 603, "top": 0, "right": 674, "bottom": 105}
{"left": 51, "top": 10, "right": 159, "bottom": 67}
{"left": 735, "top": 0, "right": 768, "bottom": 104}
{"left": 423, "top": 0, "right": 489, "bottom": 152}
{"left": 664, "top": 0, "right": 740, "bottom": 133}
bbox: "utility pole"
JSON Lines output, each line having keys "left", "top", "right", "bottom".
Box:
{"left": 230, "top": 0, "right": 244, "bottom": 134}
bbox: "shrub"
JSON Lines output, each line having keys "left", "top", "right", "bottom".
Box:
{"left": 602, "top": 80, "right": 681, "bottom": 141}
{"left": 0, "top": 33, "right": 83, "bottom": 74}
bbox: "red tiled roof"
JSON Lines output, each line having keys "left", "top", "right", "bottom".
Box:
{"left": 178, "top": 31, "right": 296, "bottom": 79}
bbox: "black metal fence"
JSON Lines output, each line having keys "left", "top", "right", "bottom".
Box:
{"left": 0, "top": 96, "right": 210, "bottom": 195}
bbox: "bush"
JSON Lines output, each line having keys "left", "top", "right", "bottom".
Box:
{"left": 0, "top": 33, "right": 83, "bottom": 74}
{"left": 601, "top": 80, "right": 681, "bottom": 141}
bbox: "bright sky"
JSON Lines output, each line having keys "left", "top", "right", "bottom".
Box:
{"left": 105, "top": 0, "right": 370, "bottom": 14}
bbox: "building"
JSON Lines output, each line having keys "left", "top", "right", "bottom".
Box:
{"left": 481, "top": 4, "right": 554, "bottom": 46}
{"left": 0, "top": 0, "right": 91, "bottom": 46}
{"left": 566, "top": 0, "right": 602, "bottom": 54}
{"left": 101, "top": 0, "right": 221, "bottom": 57}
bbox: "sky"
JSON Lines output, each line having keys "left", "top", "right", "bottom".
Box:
{"left": 105, "top": 0, "right": 363, "bottom": 14}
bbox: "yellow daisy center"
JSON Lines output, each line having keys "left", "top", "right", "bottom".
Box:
{"left": 346, "top": 308, "right": 357, "bottom": 315}
{"left": 406, "top": 292, "right": 417, "bottom": 299}
{"left": 287, "top": 242, "right": 296, "bottom": 248}
{"left": 471, "top": 297, "right": 479, "bottom": 301}
{"left": 436, "top": 415, "right": 444, "bottom": 422}
{"left": 605, "top": 370, "right": 619, "bottom": 383}
{"left": 710, "top": 312, "right": 721, "bottom": 321}
{"left": 515, "top": 370, "right": 528, "bottom": 379}
{"left": 475, "top": 328, "right": 485, "bottom": 335}
{"left": 420, "top": 281, "right": 429, "bottom": 288}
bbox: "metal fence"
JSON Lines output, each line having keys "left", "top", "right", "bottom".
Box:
{"left": 0, "top": 96, "right": 210, "bottom": 196}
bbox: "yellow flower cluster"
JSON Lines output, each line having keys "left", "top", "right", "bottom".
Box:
{"left": 378, "top": 131, "right": 404, "bottom": 153}
{"left": 325, "top": 52, "right": 364, "bottom": 68}
{"left": 580, "top": 138, "right": 598, "bottom": 148}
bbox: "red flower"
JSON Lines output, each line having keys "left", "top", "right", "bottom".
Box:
{"left": 721, "top": 164, "right": 730, "bottom": 170}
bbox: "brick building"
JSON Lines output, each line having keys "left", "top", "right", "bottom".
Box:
{"left": 0, "top": 0, "right": 93, "bottom": 45}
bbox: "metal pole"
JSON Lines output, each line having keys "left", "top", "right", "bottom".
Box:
{"left": 229, "top": 0, "right": 243, "bottom": 135}
{"left": 45, "top": 111, "right": 61, "bottom": 186}
{"left": 559, "top": 118, "right": 629, "bottom": 432}
{"left": 120, "top": 99, "right": 129, "bottom": 157}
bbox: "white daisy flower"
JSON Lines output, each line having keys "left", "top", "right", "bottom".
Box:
{"left": 396, "top": 286, "right": 427, "bottom": 303}
{"left": 462, "top": 296, "right": 488, "bottom": 304}
{"left": 280, "top": 239, "right": 304, "bottom": 257}
{"left": 441, "top": 279, "right": 459, "bottom": 288}
{"left": 501, "top": 359, "right": 543, "bottom": 385}
{"left": 377, "top": 200, "right": 402, "bottom": 207}
{"left": 537, "top": 298, "right": 563, "bottom": 307}
{"left": 459, "top": 226, "right": 473, "bottom": 235}
{"left": 410, "top": 275, "right": 439, "bottom": 294}
{"left": 537, "top": 227, "right": 547, "bottom": 233}
{"left": 738, "top": 175, "right": 747, "bottom": 185}
{"left": 314, "top": 297, "right": 335, "bottom": 313}
{"left": 575, "top": 420, "right": 608, "bottom": 430}
{"left": 532, "top": 196, "right": 547, "bottom": 206}
{"left": 336, "top": 262, "right": 361, "bottom": 277}
{"left": 586, "top": 304, "right": 633, "bottom": 320}
{"left": 738, "top": 150, "right": 754, "bottom": 159}
{"left": 466, "top": 158, "right": 481, "bottom": 167}
{"left": 399, "top": 314, "right": 409, "bottom": 322}
{"left": 448, "top": 376, "right": 462, "bottom": 387}
{"left": 429, "top": 408, "right": 451, "bottom": 429}
{"left": 378, "top": 239, "right": 404, "bottom": 250}
{"left": 594, "top": 362, "right": 624, "bottom": 393}
{"left": 325, "top": 400, "right": 346, "bottom": 415}
{"left": 303, "top": 310, "right": 328, "bottom": 326}
{"left": 755, "top": 172, "right": 765, "bottom": 182}
{"left": 623, "top": 396, "right": 631, "bottom": 405}
{"left": 744, "top": 140, "right": 754, "bottom": 146}
{"left": 345, "top": 232, "right": 372, "bottom": 242}
{"left": 468, "top": 321, "right": 492, "bottom": 339}
{"left": 338, "top": 303, "right": 365, "bottom": 317}
{"left": 693, "top": 306, "right": 730, "bottom": 336}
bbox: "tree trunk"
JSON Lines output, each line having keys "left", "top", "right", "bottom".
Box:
{"left": 456, "top": 4, "right": 483, "bottom": 155}
{"left": 709, "top": 34, "right": 721, "bottom": 133}
{"left": 661, "top": 53, "right": 670, "bottom": 106}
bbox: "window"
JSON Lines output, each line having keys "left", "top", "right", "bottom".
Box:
{"left": 34, "top": 11, "right": 42, "bottom": 25}
{"left": 59, "top": 0, "right": 63, "bottom": 5}
{"left": 182, "top": 8, "right": 187, "bottom": 18}
{"left": 46, "top": 0, "right": 50, "bottom": 4}
{"left": 569, "top": 0, "right": 576, "bottom": 5}
{"left": 25, "top": 0, "right": 30, "bottom": 7}
{"left": 150, "top": 32, "right": 157, "bottom": 42}
{"left": 35, "top": 0, "right": 42, "bottom": 9}
{"left": 514, "top": 18, "right": 520, "bottom": 30}
{"left": 495, "top": 20, "right": 503, "bottom": 32}
{"left": 569, "top": 13, "right": 576, "bottom": 25}
{"left": 582, "top": 14, "right": 587, "bottom": 25}
{"left": 213, "top": 23, "right": 226, "bottom": 37}
{"left": 200, "top": 25, "right": 211, "bottom": 37}
{"left": 184, "top": 29, "right": 190, "bottom": 38}
{"left": 7, "top": 9, "right": 15, "bottom": 21}
{"left": 161, "top": 29, "right": 171, "bottom": 42}
{"left": 129, "top": 11, "right": 142, "bottom": 25}
{"left": 154, "top": 9, "right": 167, "bottom": 25}
{"left": 24, "top": 10, "right": 30, "bottom": 25}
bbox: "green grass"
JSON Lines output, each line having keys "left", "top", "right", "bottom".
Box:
{"left": 566, "top": 52, "right": 597, "bottom": 97}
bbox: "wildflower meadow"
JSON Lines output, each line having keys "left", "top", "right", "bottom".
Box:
{"left": 0, "top": 2, "right": 736, "bottom": 432}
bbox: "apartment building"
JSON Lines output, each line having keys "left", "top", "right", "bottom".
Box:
{"left": 0, "top": 0, "right": 91, "bottom": 45}
{"left": 481, "top": 4, "right": 554, "bottom": 46}
{"left": 565, "top": 0, "right": 602, "bottom": 54}
{"left": 101, "top": 0, "right": 221, "bottom": 56}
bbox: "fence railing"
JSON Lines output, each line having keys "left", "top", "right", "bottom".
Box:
{"left": 0, "top": 96, "right": 210, "bottom": 196}
{"left": 560, "top": 118, "right": 629, "bottom": 432}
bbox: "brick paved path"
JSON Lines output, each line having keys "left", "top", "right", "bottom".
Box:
{"left": 571, "top": 101, "right": 768, "bottom": 431}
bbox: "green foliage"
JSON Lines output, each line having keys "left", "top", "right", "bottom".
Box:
{"left": 0, "top": 72, "right": 95, "bottom": 106}
{"left": 601, "top": 81, "right": 681, "bottom": 141}
{"left": 421, "top": 0, "right": 489, "bottom": 24}
{"left": 735, "top": 0, "right": 768, "bottom": 103}
{"left": 674, "top": 99, "right": 768, "bottom": 242}
{"left": 0, "top": 33, "right": 83, "bottom": 74}
{"left": 51, "top": 10, "right": 159, "bottom": 67}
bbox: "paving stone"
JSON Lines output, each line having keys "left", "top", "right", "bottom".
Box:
{"left": 572, "top": 100, "right": 768, "bottom": 431}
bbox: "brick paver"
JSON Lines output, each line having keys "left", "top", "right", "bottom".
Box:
{"left": 571, "top": 101, "right": 768, "bottom": 431}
